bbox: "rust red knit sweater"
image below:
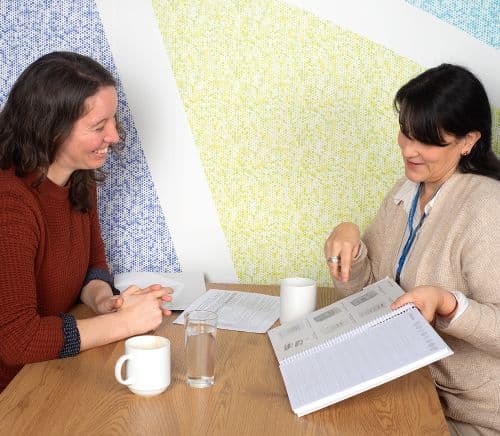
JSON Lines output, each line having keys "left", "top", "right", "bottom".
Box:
{"left": 0, "top": 168, "right": 109, "bottom": 392}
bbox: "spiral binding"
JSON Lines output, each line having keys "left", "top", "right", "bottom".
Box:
{"left": 282, "top": 303, "right": 415, "bottom": 365}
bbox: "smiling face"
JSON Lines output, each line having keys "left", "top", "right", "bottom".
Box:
{"left": 398, "top": 130, "right": 476, "bottom": 193}
{"left": 47, "top": 86, "right": 119, "bottom": 186}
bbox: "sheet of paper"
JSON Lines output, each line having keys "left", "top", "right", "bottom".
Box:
{"left": 268, "top": 277, "right": 405, "bottom": 361}
{"left": 113, "top": 271, "right": 206, "bottom": 310}
{"left": 174, "top": 289, "right": 280, "bottom": 333}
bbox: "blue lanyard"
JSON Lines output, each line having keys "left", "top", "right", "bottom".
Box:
{"left": 395, "top": 184, "right": 426, "bottom": 284}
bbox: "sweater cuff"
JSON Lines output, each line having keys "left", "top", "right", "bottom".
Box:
{"left": 350, "top": 241, "right": 368, "bottom": 276}
{"left": 59, "top": 313, "right": 81, "bottom": 358}
{"left": 331, "top": 242, "right": 370, "bottom": 297}
{"left": 83, "top": 268, "right": 120, "bottom": 295}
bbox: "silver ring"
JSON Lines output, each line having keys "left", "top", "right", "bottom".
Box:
{"left": 327, "top": 255, "right": 340, "bottom": 263}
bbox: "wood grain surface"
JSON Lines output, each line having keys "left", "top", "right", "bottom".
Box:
{"left": 0, "top": 284, "right": 449, "bottom": 435}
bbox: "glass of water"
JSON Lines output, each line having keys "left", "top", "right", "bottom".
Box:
{"left": 184, "top": 310, "right": 217, "bottom": 388}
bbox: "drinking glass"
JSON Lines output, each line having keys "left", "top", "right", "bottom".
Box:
{"left": 184, "top": 310, "right": 217, "bottom": 388}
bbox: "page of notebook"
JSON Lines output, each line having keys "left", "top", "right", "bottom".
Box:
{"left": 268, "top": 277, "right": 405, "bottom": 362}
{"left": 280, "top": 306, "right": 453, "bottom": 416}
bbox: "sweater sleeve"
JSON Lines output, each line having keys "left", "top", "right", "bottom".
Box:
{"left": 331, "top": 241, "right": 372, "bottom": 298}
{"left": 438, "top": 191, "right": 500, "bottom": 357}
{"left": 87, "top": 189, "right": 110, "bottom": 273}
{"left": 0, "top": 191, "right": 71, "bottom": 366}
{"left": 331, "top": 180, "right": 404, "bottom": 298}
{"left": 83, "top": 189, "right": 118, "bottom": 295}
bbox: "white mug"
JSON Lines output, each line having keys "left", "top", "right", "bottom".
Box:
{"left": 280, "top": 277, "right": 317, "bottom": 324}
{"left": 114, "top": 335, "right": 171, "bottom": 396}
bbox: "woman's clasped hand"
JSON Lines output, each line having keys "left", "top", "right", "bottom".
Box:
{"left": 116, "top": 284, "right": 173, "bottom": 332}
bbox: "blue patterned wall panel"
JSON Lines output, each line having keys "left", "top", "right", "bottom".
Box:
{"left": 0, "top": 0, "right": 181, "bottom": 274}
{"left": 406, "top": 0, "right": 499, "bottom": 48}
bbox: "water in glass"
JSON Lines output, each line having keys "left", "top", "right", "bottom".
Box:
{"left": 186, "top": 322, "right": 216, "bottom": 388}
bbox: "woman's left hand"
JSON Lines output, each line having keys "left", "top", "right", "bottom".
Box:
{"left": 95, "top": 294, "right": 124, "bottom": 314}
{"left": 391, "top": 285, "right": 458, "bottom": 322}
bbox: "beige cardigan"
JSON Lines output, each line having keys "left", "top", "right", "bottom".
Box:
{"left": 332, "top": 172, "right": 500, "bottom": 434}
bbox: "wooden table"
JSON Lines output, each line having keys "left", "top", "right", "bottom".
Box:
{"left": 0, "top": 284, "right": 448, "bottom": 435}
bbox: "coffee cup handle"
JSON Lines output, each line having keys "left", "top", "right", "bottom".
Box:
{"left": 114, "top": 354, "right": 135, "bottom": 385}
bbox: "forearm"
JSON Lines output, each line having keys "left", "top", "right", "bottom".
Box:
{"left": 440, "top": 299, "right": 500, "bottom": 357}
{"left": 76, "top": 311, "right": 132, "bottom": 351}
{"left": 331, "top": 186, "right": 397, "bottom": 296}
{"left": 440, "top": 191, "right": 500, "bottom": 356}
{"left": 77, "top": 286, "right": 170, "bottom": 351}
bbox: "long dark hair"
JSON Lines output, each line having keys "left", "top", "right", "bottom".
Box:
{"left": 0, "top": 51, "right": 122, "bottom": 210}
{"left": 394, "top": 63, "right": 500, "bottom": 181}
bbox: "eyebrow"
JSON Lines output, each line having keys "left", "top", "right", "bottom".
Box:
{"left": 90, "top": 118, "right": 107, "bottom": 127}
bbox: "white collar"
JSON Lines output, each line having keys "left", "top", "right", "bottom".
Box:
{"left": 393, "top": 179, "right": 442, "bottom": 215}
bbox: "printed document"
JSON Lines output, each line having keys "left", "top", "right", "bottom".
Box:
{"left": 174, "top": 289, "right": 280, "bottom": 333}
{"left": 268, "top": 277, "right": 404, "bottom": 361}
{"left": 114, "top": 271, "right": 206, "bottom": 310}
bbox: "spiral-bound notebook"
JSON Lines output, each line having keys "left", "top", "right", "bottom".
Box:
{"left": 268, "top": 278, "right": 453, "bottom": 416}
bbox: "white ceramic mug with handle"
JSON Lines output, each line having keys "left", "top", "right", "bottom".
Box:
{"left": 280, "top": 277, "right": 317, "bottom": 324}
{"left": 114, "top": 335, "right": 171, "bottom": 396}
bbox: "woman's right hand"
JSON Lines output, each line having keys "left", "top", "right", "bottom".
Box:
{"left": 77, "top": 284, "right": 173, "bottom": 352}
{"left": 324, "top": 222, "right": 361, "bottom": 282}
{"left": 118, "top": 284, "right": 173, "bottom": 336}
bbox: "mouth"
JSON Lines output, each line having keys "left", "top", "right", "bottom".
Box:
{"left": 406, "top": 160, "right": 423, "bottom": 167}
{"left": 93, "top": 147, "right": 109, "bottom": 157}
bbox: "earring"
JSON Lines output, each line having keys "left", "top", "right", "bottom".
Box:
{"left": 462, "top": 150, "right": 470, "bottom": 156}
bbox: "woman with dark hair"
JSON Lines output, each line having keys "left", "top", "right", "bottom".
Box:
{"left": 0, "top": 51, "right": 172, "bottom": 393}
{"left": 325, "top": 64, "right": 500, "bottom": 435}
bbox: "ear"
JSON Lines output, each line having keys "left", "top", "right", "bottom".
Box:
{"left": 461, "top": 131, "right": 481, "bottom": 155}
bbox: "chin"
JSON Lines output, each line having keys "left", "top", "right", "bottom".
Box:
{"left": 90, "top": 157, "right": 108, "bottom": 169}
{"left": 404, "top": 172, "right": 419, "bottom": 183}
{"left": 404, "top": 169, "right": 426, "bottom": 184}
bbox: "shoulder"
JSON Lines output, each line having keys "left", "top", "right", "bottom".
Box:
{"left": 390, "top": 176, "right": 409, "bottom": 193}
{"left": 440, "top": 174, "right": 500, "bottom": 238}
{"left": 448, "top": 173, "right": 500, "bottom": 209}
{"left": 1, "top": 168, "right": 28, "bottom": 193}
{"left": 0, "top": 168, "right": 39, "bottom": 211}
{"left": 381, "top": 176, "right": 411, "bottom": 207}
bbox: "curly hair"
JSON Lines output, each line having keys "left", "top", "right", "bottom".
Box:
{"left": 0, "top": 51, "right": 123, "bottom": 210}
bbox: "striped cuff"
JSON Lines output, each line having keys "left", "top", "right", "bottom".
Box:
{"left": 83, "top": 268, "right": 120, "bottom": 295}
{"left": 59, "top": 313, "right": 81, "bottom": 358}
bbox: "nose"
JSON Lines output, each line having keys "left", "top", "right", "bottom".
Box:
{"left": 398, "top": 131, "right": 418, "bottom": 157}
{"left": 104, "top": 119, "right": 120, "bottom": 144}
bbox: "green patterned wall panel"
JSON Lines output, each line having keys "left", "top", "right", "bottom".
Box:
{"left": 152, "top": 0, "right": 499, "bottom": 285}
